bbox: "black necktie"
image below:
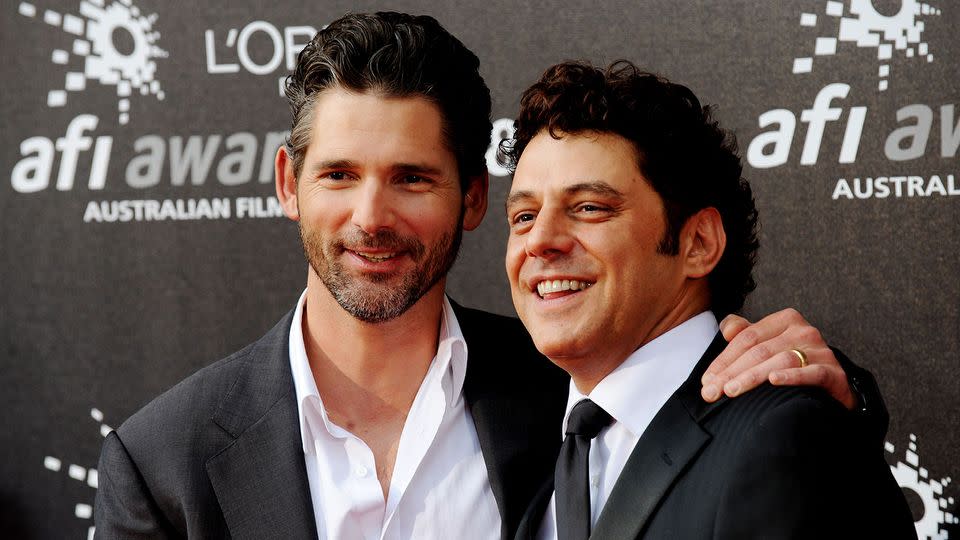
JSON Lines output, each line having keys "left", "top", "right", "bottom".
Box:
{"left": 555, "top": 399, "right": 614, "bottom": 540}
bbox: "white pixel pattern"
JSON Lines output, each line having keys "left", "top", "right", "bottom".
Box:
{"left": 888, "top": 434, "right": 958, "bottom": 540}
{"left": 793, "top": 1, "right": 941, "bottom": 91}
{"left": 43, "top": 408, "right": 112, "bottom": 540}
{"left": 18, "top": 1, "right": 167, "bottom": 124}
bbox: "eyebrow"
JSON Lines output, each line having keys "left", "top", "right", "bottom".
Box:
{"left": 307, "top": 159, "right": 358, "bottom": 176}
{"left": 505, "top": 181, "right": 627, "bottom": 209}
{"left": 307, "top": 160, "right": 446, "bottom": 177}
{"left": 394, "top": 163, "right": 446, "bottom": 177}
{"left": 565, "top": 181, "right": 626, "bottom": 200}
{"left": 505, "top": 190, "right": 535, "bottom": 209}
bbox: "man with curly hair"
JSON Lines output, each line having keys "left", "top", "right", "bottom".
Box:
{"left": 503, "top": 61, "right": 915, "bottom": 539}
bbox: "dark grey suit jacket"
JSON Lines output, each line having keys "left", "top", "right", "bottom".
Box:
{"left": 515, "top": 333, "right": 916, "bottom": 540}
{"left": 93, "top": 303, "right": 569, "bottom": 539}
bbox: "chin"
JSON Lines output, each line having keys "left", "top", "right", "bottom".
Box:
{"left": 527, "top": 331, "right": 574, "bottom": 360}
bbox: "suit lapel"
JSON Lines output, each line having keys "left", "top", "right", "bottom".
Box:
{"left": 205, "top": 312, "right": 319, "bottom": 539}
{"left": 591, "top": 332, "right": 730, "bottom": 540}
{"left": 454, "top": 301, "right": 568, "bottom": 540}
{"left": 590, "top": 397, "right": 710, "bottom": 540}
{"left": 514, "top": 479, "right": 555, "bottom": 540}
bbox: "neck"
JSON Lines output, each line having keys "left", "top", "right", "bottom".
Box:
{"left": 567, "top": 291, "right": 710, "bottom": 395}
{"left": 302, "top": 268, "right": 446, "bottom": 416}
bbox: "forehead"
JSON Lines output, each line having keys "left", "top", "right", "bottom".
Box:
{"left": 305, "top": 88, "right": 452, "bottom": 163}
{"left": 511, "top": 131, "right": 643, "bottom": 194}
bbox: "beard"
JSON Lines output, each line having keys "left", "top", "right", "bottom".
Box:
{"left": 298, "top": 217, "right": 463, "bottom": 324}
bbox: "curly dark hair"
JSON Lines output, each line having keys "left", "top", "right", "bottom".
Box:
{"left": 283, "top": 12, "right": 492, "bottom": 187}
{"left": 500, "top": 61, "right": 759, "bottom": 316}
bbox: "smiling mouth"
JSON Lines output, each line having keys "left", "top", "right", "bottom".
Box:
{"left": 535, "top": 279, "right": 594, "bottom": 298}
{"left": 349, "top": 250, "right": 399, "bottom": 263}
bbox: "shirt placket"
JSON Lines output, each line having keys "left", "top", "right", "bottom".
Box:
{"left": 381, "top": 343, "right": 450, "bottom": 538}
{"left": 342, "top": 436, "right": 384, "bottom": 540}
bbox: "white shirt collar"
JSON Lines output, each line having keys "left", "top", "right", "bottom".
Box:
{"left": 562, "top": 311, "right": 719, "bottom": 438}
{"left": 288, "top": 289, "right": 468, "bottom": 454}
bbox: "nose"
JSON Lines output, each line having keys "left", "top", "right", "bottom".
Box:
{"left": 350, "top": 180, "right": 396, "bottom": 233}
{"left": 524, "top": 208, "right": 575, "bottom": 260}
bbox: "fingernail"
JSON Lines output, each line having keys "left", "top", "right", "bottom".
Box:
{"left": 725, "top": 381, "right": 741, "bottom": 397}
{"left": 702, "top": 385, "right": 720, "bottom": 401}
{"left": 702, "top": 373, "right": 715, "bottom": 385}
{"left": 770, "top": 372, "right": 785, "bottom": 384}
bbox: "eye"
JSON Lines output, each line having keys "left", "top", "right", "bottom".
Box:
{"left": 510, "top": 212, "right": 536, "bottom": 225}
{"left": 318, "top": 170, "right": 355, "bottom": 183}
{"left": 401, "top": 175, "right": 426, "bottom": 184}
{"left": 575, "top": 203, "right": 606, "bottom": 213}
{"left": 571, "top": 201, "right": 620, "bottom": 221}
{"left": 397, "top": 174, "right": 435, "bottom": 191}
{"left": 316, "top": 170, "right": 356, "bottom": 188}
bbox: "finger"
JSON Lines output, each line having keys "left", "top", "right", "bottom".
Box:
{"left": 719, "top": 314, "right": 750, "bottom": 342}
{"left": 708, "top": 311, "right": 824, "bottom": 386}
{"left": 708, "top": 330, "right": 830, "bottom": 403}
{"left": 769, "top": 364, "right": 857, "bottom": 410}
{"left": 721, "top": 350, "right": 800, "bottom": 397}
{"left": 708, "top": 329, "right": 798, "bottom": 392}
{"left": 704, "top": 315, "right": 751, "bottom": 385}
{"left": 703, "top": 327, "right": 762, "bottom": 384}
{"left": 702, "top": 308, "right": 805, "bottom": 383}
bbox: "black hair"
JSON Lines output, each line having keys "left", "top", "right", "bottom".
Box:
{"left": 500, "top": 60, "right": 759, "bottom": 315}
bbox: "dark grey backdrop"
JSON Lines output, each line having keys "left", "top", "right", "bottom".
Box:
{"left": 2, "top": 1, "right": 957, "bottom": 538}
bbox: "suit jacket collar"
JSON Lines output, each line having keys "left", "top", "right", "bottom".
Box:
{"left": 206, "top": 311, "right": 319, "bottom": 539}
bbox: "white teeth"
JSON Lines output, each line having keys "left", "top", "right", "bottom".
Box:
{"left": 357, "top": 251, "right": 397, "bottom": 262}
{"left": 536, "top": 279, "right": 593, "bottom": 297}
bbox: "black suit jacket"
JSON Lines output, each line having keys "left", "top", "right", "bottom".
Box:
{"left": 93, "top": 303, "right": 569, "bottom": 539}
{"left": 516, "top": 332, "right": 916, "bottom": 540}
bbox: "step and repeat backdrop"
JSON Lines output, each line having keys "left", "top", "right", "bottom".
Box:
{"left": 1, "top": 1, "right": 957, "bottom": 538}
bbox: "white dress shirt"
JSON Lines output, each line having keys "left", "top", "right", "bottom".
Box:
{"left": 289, "top": 290, "right": 500, "bottom": 540}
{"left": 537, "top": 311, "right": 719, "bottom": 539}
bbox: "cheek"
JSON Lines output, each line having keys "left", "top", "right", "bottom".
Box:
{"left": 405, "top": 197, "right": 461, "bottom": 230}
{"left": 306, "top": 195, "right": 348, "bottom": 221}
{"left": 504, "top": 238, "right": 524, "bottom": 282}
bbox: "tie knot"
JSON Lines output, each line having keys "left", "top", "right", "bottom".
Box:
{"left": 565, "top": 399, "right": 613, "bottom": 439}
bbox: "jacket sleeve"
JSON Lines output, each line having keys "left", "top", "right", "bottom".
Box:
{"left": 94, "top": 430, "right": 176, "bottom": 539}
{"left": 832, "top": 346, "right": 890, "bottom": 447}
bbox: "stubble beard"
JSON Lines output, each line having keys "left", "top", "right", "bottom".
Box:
{"left": 299, "top": 221, "right": 463, "bottom": 324}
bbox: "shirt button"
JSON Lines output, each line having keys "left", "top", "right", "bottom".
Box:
{"left": 355, "top": 465, "right": 369, "bottom": 478}
{"left": 590, "top": 475, "right": 599, "bottom": 487}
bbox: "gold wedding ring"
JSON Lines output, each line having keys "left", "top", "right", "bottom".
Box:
{"left": 789, "top": 348, "right": 808, "bottom": 368}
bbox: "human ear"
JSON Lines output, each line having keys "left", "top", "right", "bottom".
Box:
{"left": 461, "top": 172, "right": 489, "bottom": 231}
{"left": 275, "top": 146, "right": 300, "bottom": 221}
{"left": 682, "top": 207, "right": 726, "bottom": 278}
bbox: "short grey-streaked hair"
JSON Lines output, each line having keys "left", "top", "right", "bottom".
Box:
{"left": 283, "top": 11, "right": 493, "bottom": 187}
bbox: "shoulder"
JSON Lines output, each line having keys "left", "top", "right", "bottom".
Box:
{"left": 118, "top": 341, "right": 252, "bottom": 440}
{"left": 699, "top": 383, "right": 873, "bottom": 496}
{"left": 452, "top": 302, "right": 530, "bottom": 340}
{"left": 701, "top": 384, "right": 914, "bottom": 536}
{"left": 451, "top": 301, "right": 567, "bottom": 382}
{"left": 114, "top": 312, "right": 293, "bottom": 457}
{"left": 708, "top": 383, "right": 851, "bottom": 447}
